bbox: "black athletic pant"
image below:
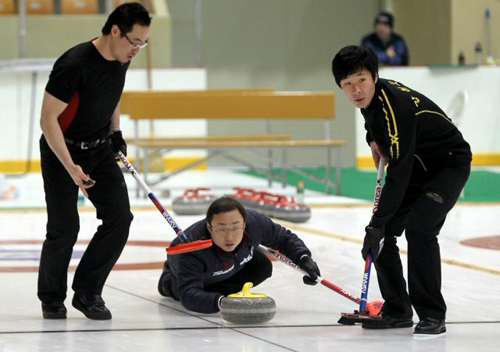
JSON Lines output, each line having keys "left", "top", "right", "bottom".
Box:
{"left": 161, "top": 249, "right": 273, "bottom": 299}
{"left": 38, "top": 136, "right": 133, "bottom": 304}
{"left": 375, "top": 161, "right": 470, "bottom": 321}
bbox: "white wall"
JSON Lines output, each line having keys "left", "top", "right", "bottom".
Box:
{"left": 355, "top": 66, "right": 500, "bottom": 165}
{"left": 0, "top": 67, "right": 206, "bottom": 162}
{"left": 3, "top": 65, "right": 500, "bottom": 166}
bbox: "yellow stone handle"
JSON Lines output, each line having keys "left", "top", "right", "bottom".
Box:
{"left": 228, "top": 282, "right": 268, "bottom": 298}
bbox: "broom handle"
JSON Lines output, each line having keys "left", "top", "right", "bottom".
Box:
{"left": 258, "top": 246, "right": 361, "bottom": 305}
{"left": 117, "top": 151, "right": 188, "bottom": 242}
{"left": 360, "top": 158, "right": 387, "bottom": 312}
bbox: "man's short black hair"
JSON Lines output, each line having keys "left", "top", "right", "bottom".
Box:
{"left": 206, "top": 197, "right": 246, "bottom": 224}
{"left": 102, "top": 2, "right": 152, "bottom": 35}
{"left": 331, "top": 45, "right": 379, "bottom": 87}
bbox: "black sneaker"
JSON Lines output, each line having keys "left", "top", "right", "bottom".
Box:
{"left": 42, "top": 302, "right": 67, "bottom": 319}
{"left": 158, "top": 261, "right": 173, "bottom": 297}
{"left": 362, "top": 314, "right": 413, "bottom": 329}
{"left": 72, "top": 294, "right": 112, "bottom": 320}
{"left": 414, "top": 317, "right": 446, "bottom": 335}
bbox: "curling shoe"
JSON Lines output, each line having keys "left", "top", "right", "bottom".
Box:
{"left": 158, "top": 261, "right": 174, "bottom": 298}
{"left": 72, "top": 294, "right": 112, "bottom": 320}
{"left": 362, "top": 314, "right": 413, "bottom": 329}
{"left": 414, "top": 317, "right": 446, "bottom": 335}
{"left": 42, "top": 302, "right": 67, "bottom": 319}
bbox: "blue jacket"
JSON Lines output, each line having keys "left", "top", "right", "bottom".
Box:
{"left": 361, "top": 32, "right": 409, "bottom": 66}
{"left": 167, "top": 209, "right": 311, "bottom": 313}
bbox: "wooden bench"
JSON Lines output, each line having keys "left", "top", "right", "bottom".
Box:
{"left": 127, "top": 134, "right": 292, "bottom": 144}
{"left": 120, "top": 89, "right": 345, "bottom": 195}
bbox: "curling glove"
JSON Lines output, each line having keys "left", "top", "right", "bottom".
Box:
{"left": 109, "top": 130, "right": 127, "bottom": 157}
{"left": 361, "top": 226, "right": 385, "bottom": 261}
{"left": 298, "top": 256, "right": 321, "bottom": 285}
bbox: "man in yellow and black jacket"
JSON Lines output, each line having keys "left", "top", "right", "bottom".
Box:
{"left": 332, "top": 45, "right": 471, "bottom": 335}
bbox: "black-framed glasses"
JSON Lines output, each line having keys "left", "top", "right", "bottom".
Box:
{"left": 212, "top": 225, "right": 245, "bottom": 235}
{"left": 123, "top": 32, "right": 148, "bottom": 50}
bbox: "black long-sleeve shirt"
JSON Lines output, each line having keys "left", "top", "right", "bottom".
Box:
{"left": 167, "top": 209, "right": 311, "bottom": 313}
{"left": 361, "top": 78, "right": 472, "bottom": 228}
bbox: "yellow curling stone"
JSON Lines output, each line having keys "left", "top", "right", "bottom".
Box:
{"left": 220, "top": 282, "right": 276, "bottom": 324}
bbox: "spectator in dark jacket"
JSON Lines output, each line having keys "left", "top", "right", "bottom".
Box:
{"left": 361, "top": 11, "right": 409, "bottom": 66}
{"left": 158, "top": 197, "right": 321, "bottom": 314}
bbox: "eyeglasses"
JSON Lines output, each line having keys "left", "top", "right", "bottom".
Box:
{"left": 212, "top": 225, "right": 244, "bottom": 235}
{"left": 123, "top": 32, "right": 148, "bottom": 50}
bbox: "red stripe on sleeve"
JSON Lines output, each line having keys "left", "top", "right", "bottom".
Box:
{"left": 58, "top": 92, "right": 79, "bottom": 133}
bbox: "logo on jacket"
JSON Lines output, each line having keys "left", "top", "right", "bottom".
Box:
{"left": 411, "top": 96, "right": 420, "bottom": 107}
{"left": 239, "top": 246, "right": 254, "bottom": 266}
{"left": 213, "top": 264, "right": 235, "bottom": 276}
{"left": 425, "top": 192, "right": 444, "bottom": 203}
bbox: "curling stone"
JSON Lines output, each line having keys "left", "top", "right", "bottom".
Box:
{"left": 172, "top": 188, "right": 217, "bottom": 215}
{"left": 229, "top": 189, "right": 311, "bottom": 223}
{"left": 263, "top": 193, "right": 311, "bottom": 223}
{"left": 252, "top": 192, "right": 311, "bottom": 223}
{"left": 229, "top": 188, "right": 260, "bottom": 208}
{"left": 220, "top": 282, "right": 276, "bottom": 324}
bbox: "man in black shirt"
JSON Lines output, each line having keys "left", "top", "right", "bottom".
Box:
{"left": 38, "top": 3, "right": 151, "bottom": 320}
{"left": 332, "top": 46, "right": 471, "bottom": 335}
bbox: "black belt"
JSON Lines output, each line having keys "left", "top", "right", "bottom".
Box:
{"left": 65, "top": 136, "right": 109, "bottom": 150}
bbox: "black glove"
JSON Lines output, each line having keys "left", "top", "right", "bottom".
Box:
{"left": 109, "top": 130, "right": 127, "bottom": 156}
{"left": 361, "top": 226, "right": 385, "bottom": 261}
{"left": 298, "top": 256, "right": 321, "bottom": 285}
